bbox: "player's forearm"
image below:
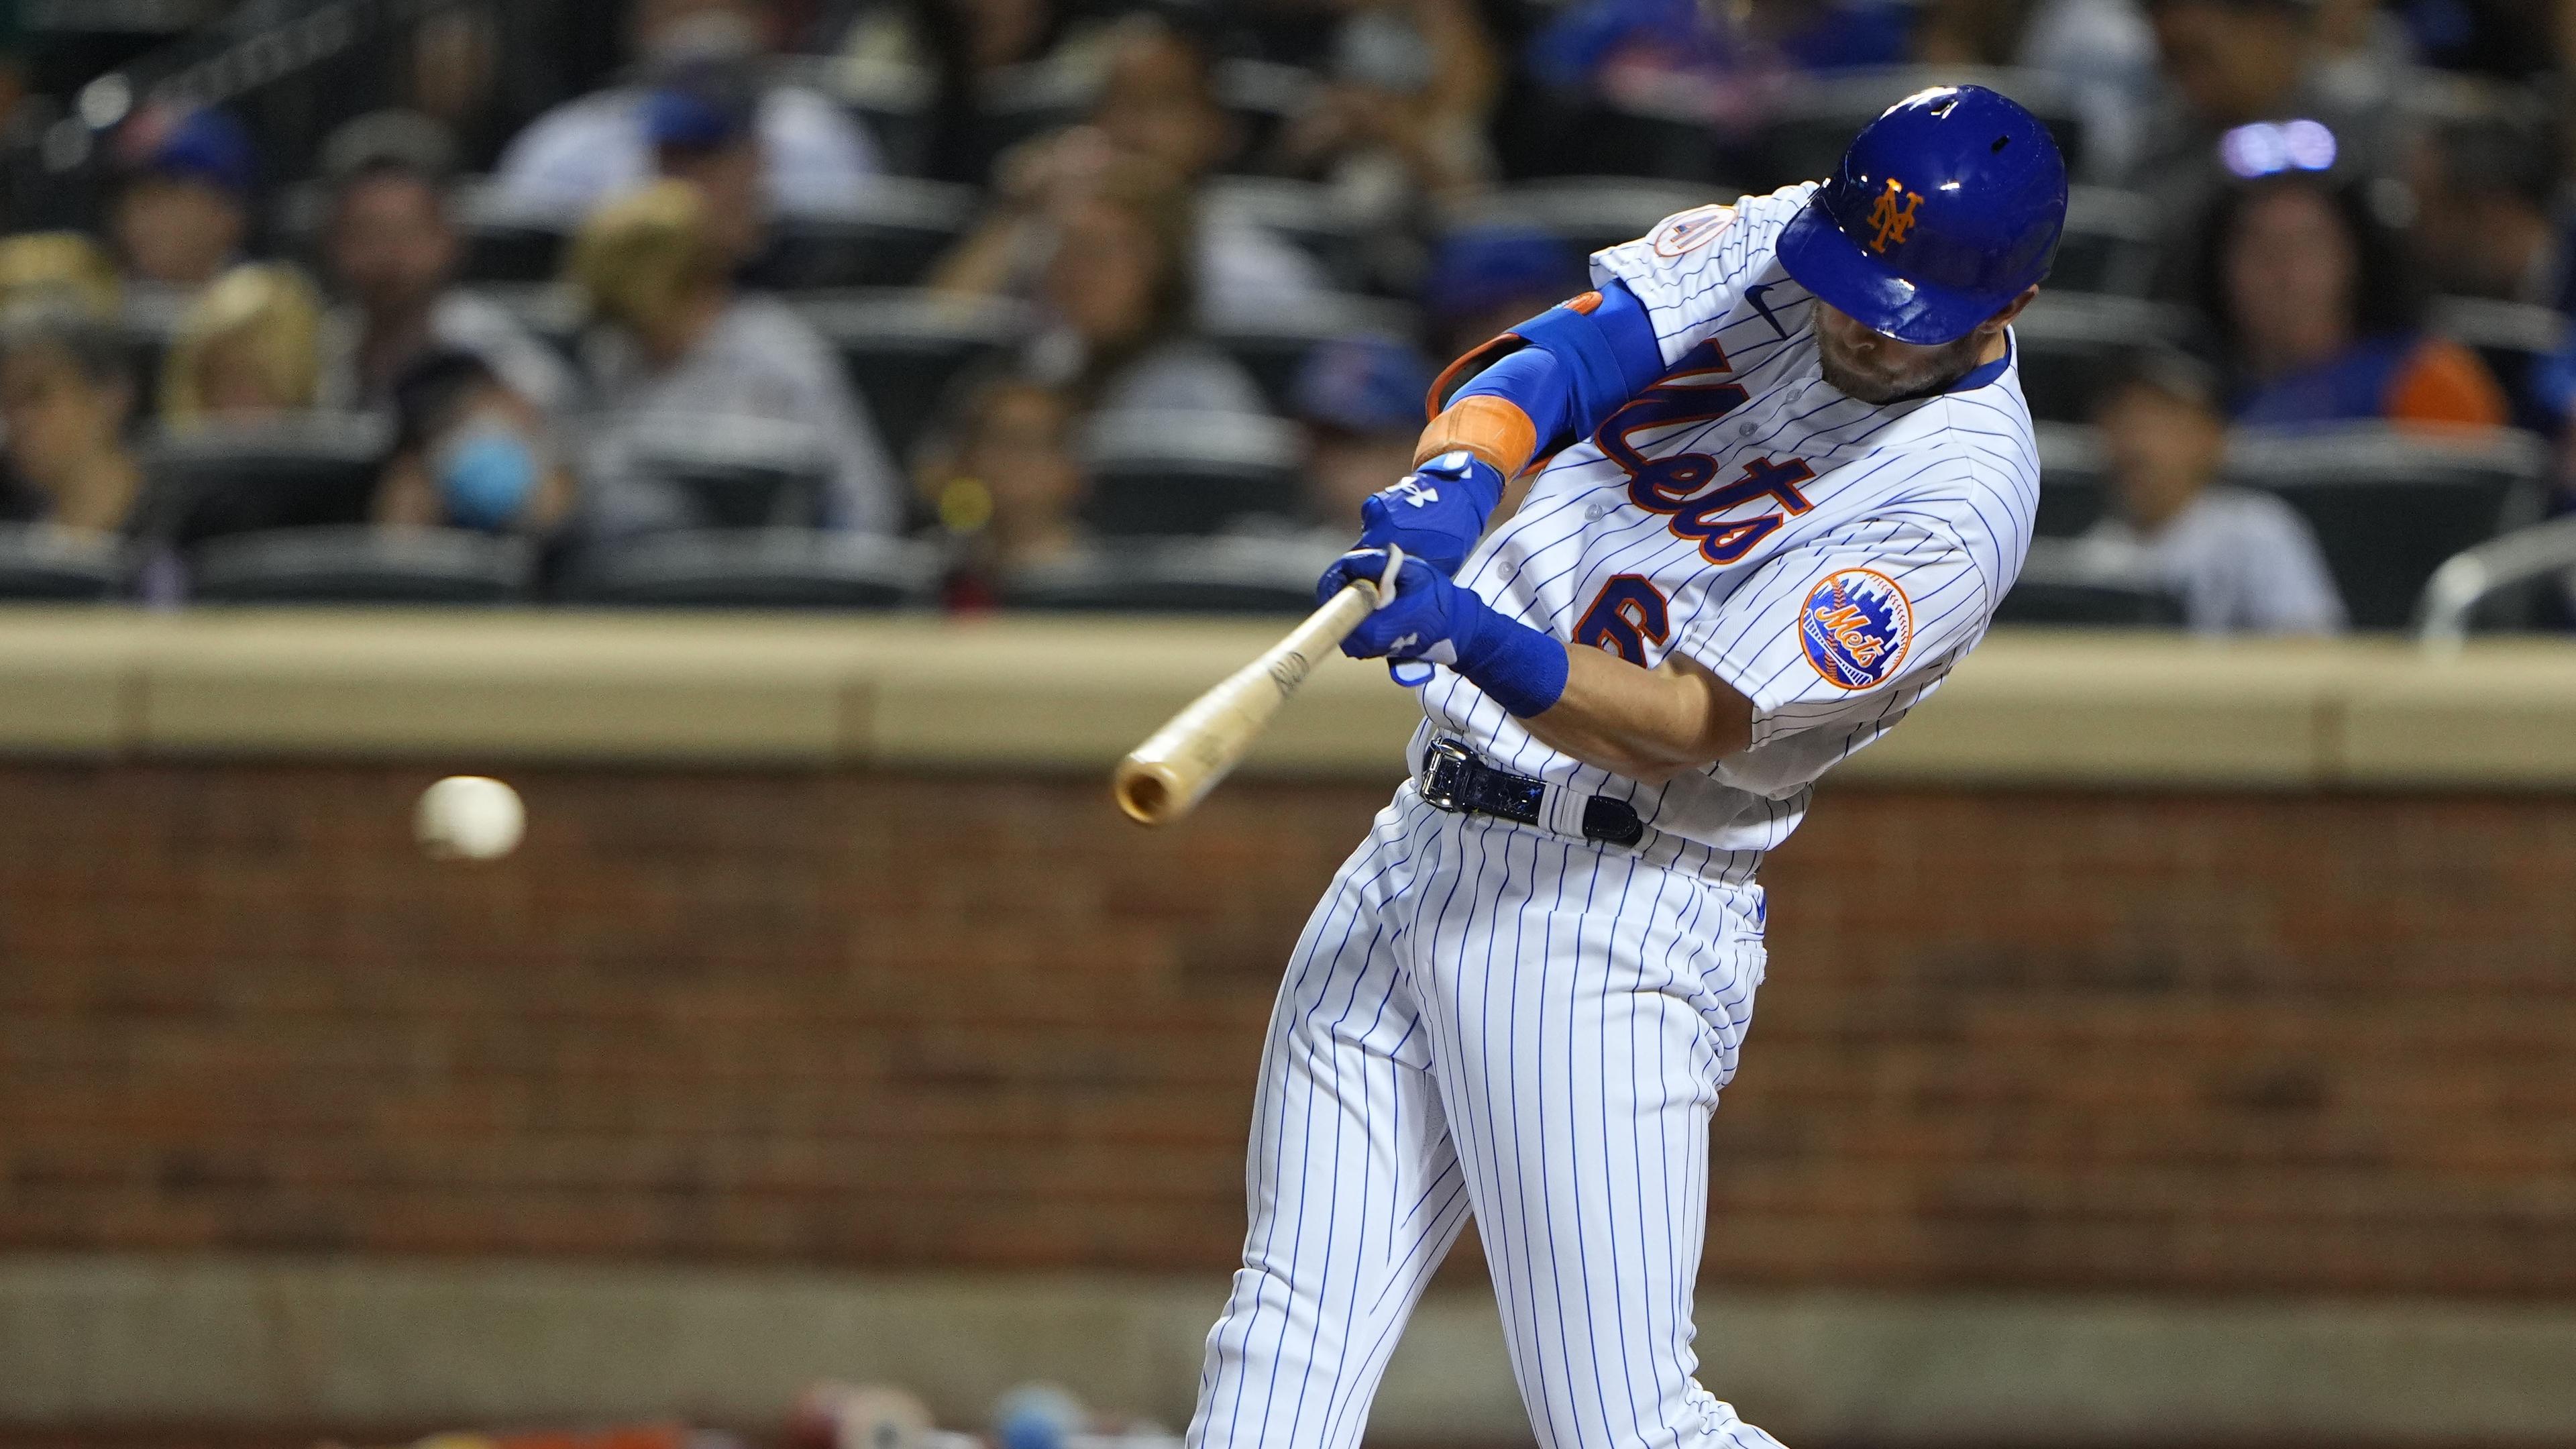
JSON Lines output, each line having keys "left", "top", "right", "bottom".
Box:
{"left": 1519, "top": 646, "right": 1754, "bottom": 784}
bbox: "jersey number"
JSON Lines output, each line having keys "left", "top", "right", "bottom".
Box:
{"left": 1575, "top": 576, "right": 1671, "bottom": 666}
{"left": 1597, "top": 340, "right": 1816, "bottom": 564}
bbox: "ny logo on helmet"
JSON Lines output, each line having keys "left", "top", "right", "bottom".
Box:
{"left": 1868, "top": 179, "right": 1924, "bottom": 254}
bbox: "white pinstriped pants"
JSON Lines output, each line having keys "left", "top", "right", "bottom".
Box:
{"left": 1186, "top": 784, "right": 1781, "bottom": 1449}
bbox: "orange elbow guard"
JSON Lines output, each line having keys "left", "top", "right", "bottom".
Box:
{"left": 1416, "top": 395, "right": 1540, "bottom": 477}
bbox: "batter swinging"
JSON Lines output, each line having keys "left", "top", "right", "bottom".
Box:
{"left": 1185, "top": 87, "right": 2067, "bottom": 1449}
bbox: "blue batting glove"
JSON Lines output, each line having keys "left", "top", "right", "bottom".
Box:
{"left": 1356, "top": 451, "right": 1504, "bottom": 578}
{"left": 1316, "top": 549, "right": 1570, "bottom": 718}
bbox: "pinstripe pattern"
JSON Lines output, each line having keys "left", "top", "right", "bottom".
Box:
{"left": 1188, "top": 788, "right": 1779, "bottom": 1449}
{"left": 1185, "top": 188, "right": 2036, "bottom": 1449}
{"left": 1407, "top": 184, "right": 2040, "bottom": 871}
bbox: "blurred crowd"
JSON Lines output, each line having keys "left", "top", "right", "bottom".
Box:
{"left": 0, "top": 0, "right": 2574, "bottom": 630}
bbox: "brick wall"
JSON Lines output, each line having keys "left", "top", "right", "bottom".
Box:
{"left": 1, "top": 763, "right": 2570, "bottom": 1296}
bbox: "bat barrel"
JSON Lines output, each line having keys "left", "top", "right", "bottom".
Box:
{"left": 1112, "top": 757, "right": 1188, "bottom": 824}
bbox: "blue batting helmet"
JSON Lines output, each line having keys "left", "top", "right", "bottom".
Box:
{"left": 1776, "top": 85, "right": 2068, "bottom": 345}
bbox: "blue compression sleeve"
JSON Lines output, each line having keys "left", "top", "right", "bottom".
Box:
{"left": 1449, "top": 279, "right": 1666, "bottom": 451}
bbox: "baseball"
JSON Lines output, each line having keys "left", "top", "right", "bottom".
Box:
{"left": 415, "top": 775, "right": 525, "bottom": 861}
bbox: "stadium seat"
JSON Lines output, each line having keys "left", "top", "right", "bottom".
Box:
{"left": 2430, "top": 294, "right": 2568, "bottom": 433}
{"left": 2051, "top": 187, "right": 2162, "bottom": 297}
{"left": 2416, "top": 512, "right": 2576, "bottom": 643}
{"left": 2010, "top": 294, "right": 2190, "bottom": 423}
{"left": 467, "top": 282, "right": 585, "bottom": 358}
{"left": 750, "top": 178, "right": 981, "bottom": 290}
{"left": 140, "top": 412, "right": 390, "bottom": 551}
{"left": 452, "top": 179, "right": 577, "bottom": 284}
{"left": 1442, "top": 178, "right": 1746, "bottom": 260}
{"left": 1000, "top": 534, "right": 1348, "bottom": 614}
{"left": 1203, "top": 177, "right": 1375, "bottom": 290}
{"left": 566, "top": 528, "right": 943, "bottom": 608}
{"left": 0, "top": 525, "right": 123, "bottom": 601}
{"left": 1218, "top": 58, "right": 1324, "bottom": 161}
{"left": 796, "top": 290, "right": 1036, "bottom": 462}
{"left": 1081, "top": 411, "right": 1305, "bottom": 537}
{"left": 1753, "top": 67, "right": 2086, "bottom": 191}
{"left": 613, "top": 414, "right": 837, "bottom": 529}
{"left": 969, "top": 58, "right": 1094, "bottom": 162}
{"left": 2226, "top": 424, "right": 2548, "bottom": 630}
{"left": 1205, "top": 294, "right": 1423, "bottom": 412}
{"left": 185, "top": 526, "right": 534, "bottom": 604}
{"left": 2034, "top": 423, "right": 2111, "bottom": 538}
{"left": 1995, "top": 538, "right": 2186, "bottom": 626}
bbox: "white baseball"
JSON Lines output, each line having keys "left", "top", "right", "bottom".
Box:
{"left": 415, "top": 775, "right": 525, "bottom": 861}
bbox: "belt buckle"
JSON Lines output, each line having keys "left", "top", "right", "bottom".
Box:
{"left": 1420, "top": 738, "right": 1474, "bottom": 812}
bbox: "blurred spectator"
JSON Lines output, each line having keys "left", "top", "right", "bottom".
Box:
{"left": 108, "top": 104, "right": 258, "bottom": 290}
{"left": 2409, "top": 108, "right": 2571, "bottom": 310}
{"left": 0, "top": 232, "right": 121, "bottom": 316}
{"left": 916, "top": 368, "right": 1091, "bottom": 608}
{"left": 374, "top": 349, "right": 576, "bottom": 533}
{"left": 316, "top": 111, "right": 576, "bottom": 415}
{"left": 2393, "top": 0, "right": 2573, "bottom": 79}
{"left": 1526, "top": 0, "right": 1913, "bottom": 133}
{"left": 568, "top": 179, "right": 901, "bottom": 535}
{"left": 644, "top": 63, "right": 772, "bottom": 267}
{"left": 1292, "top": 333, "right": 1436, "bottom": 534}
{"left": 1419, "top": 225, "right": 1587, "bottom": 361}
{"left": 159, "top": 264, "right": 324, "bottom": 427}
{"left": 940, "top": 155, "right": 1267, "bottom": 415}
{"left": 837, "top": 0, "right": 1095, "bottom": 184}
{"left": 2198, "top": 173, "right": 2509, "bottom": 428}
{"left": 2084, "top": 350, "right": 2345, "bottom": 632}
{"left": 1268, "top": 0, "right": 1501, "bottom": 219}
{"left": 936, "top": 15, "right": 1329, "bottom": 327}
{"left": 0, "top": 304, "right": 142, "bottom": 535}
{"left": 491, "top": 0, "right": 881, "bottom": 219}
{"left": 1916, "top": 0, "right": 2161, "bottom": 178}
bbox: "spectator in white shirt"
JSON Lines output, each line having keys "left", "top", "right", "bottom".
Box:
{"left": 2084, "top": 349, "right": 2347, "bottom": 633}
{"left": 490, "top": 0, "right": 879, "bottom": 221}
{"left": 567, "top": 179, "right": 900, "bottom": 537}
{"left": 315, "top": 111, "right": 576, "bottom": 418}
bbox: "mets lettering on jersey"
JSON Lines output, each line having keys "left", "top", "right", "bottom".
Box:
{"left": 1800, "top": 568, "right": 1913, "bottom": 688}
{"left": 1397, "top": 182, "right": 2040, "bottom": 873}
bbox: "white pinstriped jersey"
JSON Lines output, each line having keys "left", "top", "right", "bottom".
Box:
{"left": 1409, "top": 182, "right": 2039, "bottom": 876}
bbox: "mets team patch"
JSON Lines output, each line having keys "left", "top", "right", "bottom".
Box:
{"left": 1652, "top": 205, "right": 1736, "bottom": 258}
{"left": 1799, "top": 568, "right": 1913, "bottom": 690}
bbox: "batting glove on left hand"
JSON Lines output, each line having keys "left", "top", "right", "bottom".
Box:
{"left": 1316, "top": 548, "right": 1570, "bottom": 718}
{"left": 1356, "top": 451, "right": 1505, "bottom": 578}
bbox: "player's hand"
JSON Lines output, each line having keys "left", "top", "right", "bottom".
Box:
{"left": 1318, "top": 547, "right": 1471, "bottom": 663}
{"left": 1317, "top": 548, "right": 1571, "bottom": 717}
{"left": 1356, "top": 451, "right": 1503, "bottom": 578}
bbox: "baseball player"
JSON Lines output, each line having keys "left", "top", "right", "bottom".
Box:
{"left": 1184, "top": 87, "right": 2064, "bottom": 1449}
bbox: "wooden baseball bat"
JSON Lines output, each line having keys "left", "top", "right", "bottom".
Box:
{"left": 1114, "top": 549, "right": 1401, "bottom": 826}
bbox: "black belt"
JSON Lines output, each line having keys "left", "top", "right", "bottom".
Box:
{"left": 1419, "top": 738, "right": 1646, "bottom": 848}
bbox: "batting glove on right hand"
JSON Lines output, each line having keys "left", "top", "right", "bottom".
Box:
{"left": 1356, "top": 451, "right": 1504, "bottom": 578}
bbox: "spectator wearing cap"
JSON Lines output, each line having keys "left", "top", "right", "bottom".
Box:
{"left": 643, "top": 66, "right": 770, "bottom": 268}
{"left": 0, "top": 303, "right": 143, "bottom": 535}
{"left": 109, "top": 104, "right": 257, "bottom": 290}
{"left": 2198, "top": 171, "right": 2508, "bottom": 429}
{"left": 1293, "top": 333, "right": 1438, "bottom": 534}
{"left": 1419, "top": 225, "right": 1587, "bottom": 362}
{"left": 159, "top": 264, "right": 324, "bottom": 427}
{"left": 568, "top": 180, "right": 902, "bottom": 537}
{"left": 374, "top": 349, "right": 576, "bottom": 534}
{"left": 914, "top": 368, "right": 1092, "bottom": 610}
{"left": 2084, "top": 350, "right": 2345, "bottom": 633}
{"left": 315, "top": 111, "right": 576, "bottom": 417}
{"left": 490, "top": 0, "right": 881, "bottom": 221}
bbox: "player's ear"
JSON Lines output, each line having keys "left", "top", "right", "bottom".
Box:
{"left": 1983, "top": 285, "right": 2042, "bottom": 333}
